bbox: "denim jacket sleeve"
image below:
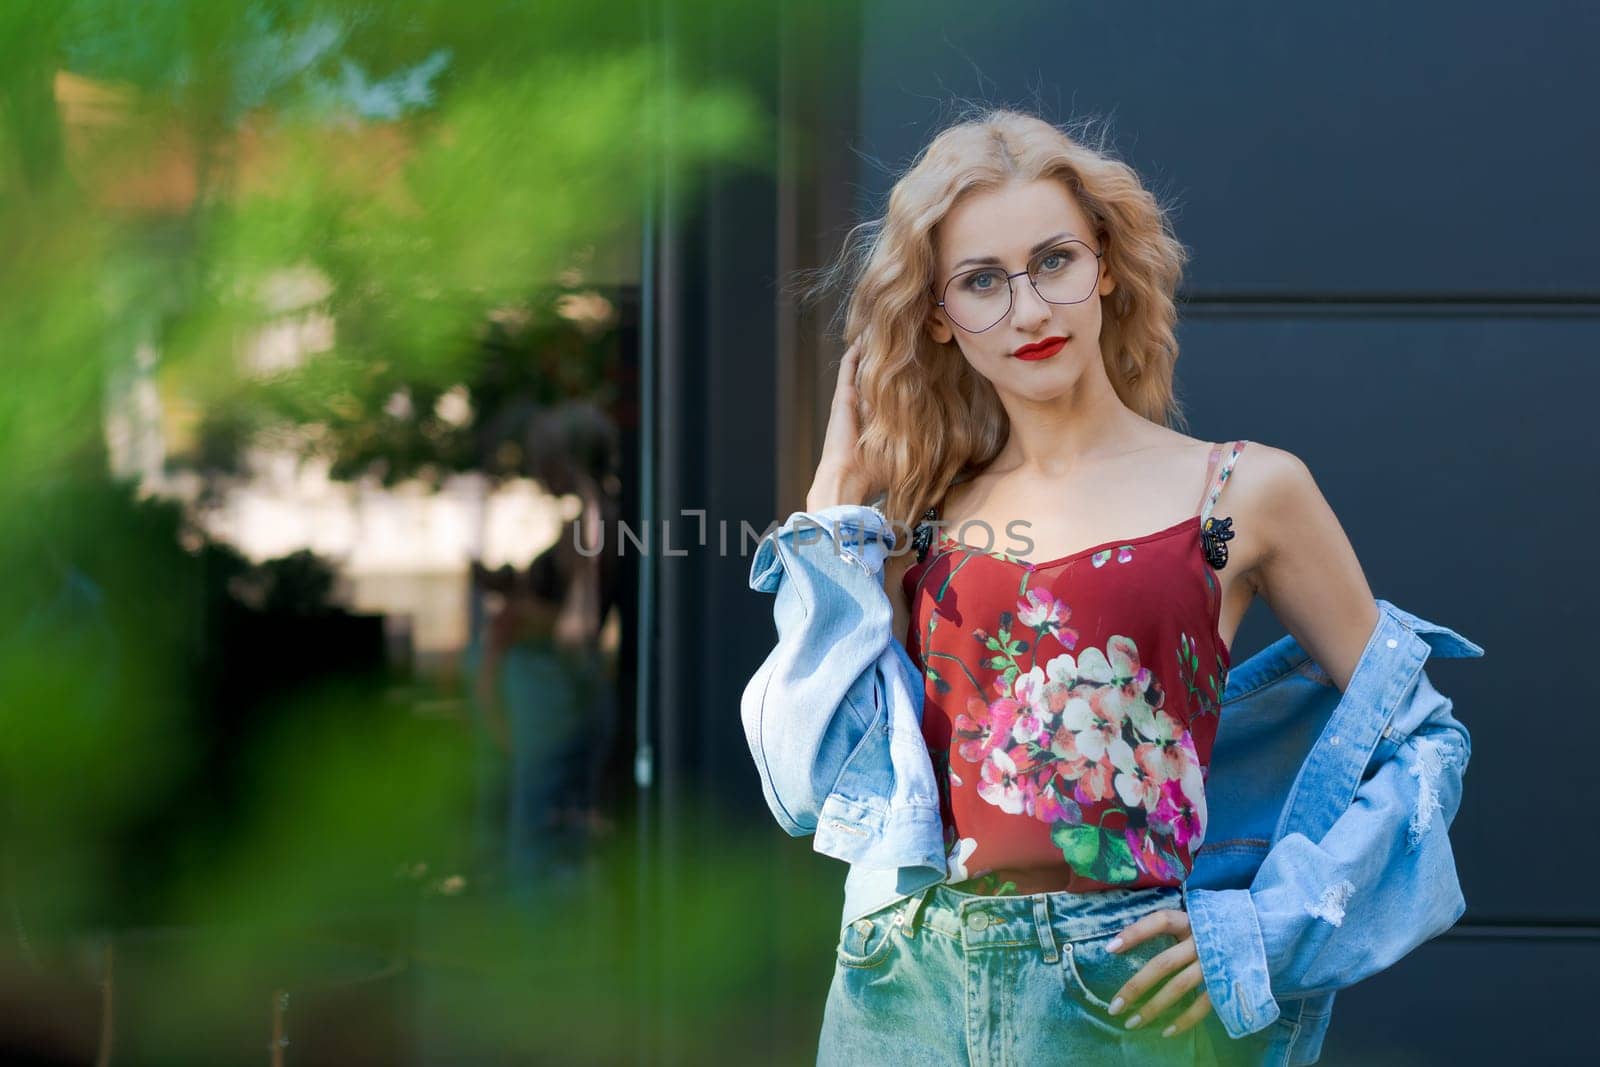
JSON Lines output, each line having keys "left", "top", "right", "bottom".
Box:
{"left": 739, "top": 504, "right": 945, "bottom": 872}
{"left": 1182, "top": 611, "right": 1481, "bottom": 1039}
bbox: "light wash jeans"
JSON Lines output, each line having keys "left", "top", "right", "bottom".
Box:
{"left": 818, "top": 881, "right": 1274, "bottom": 1066}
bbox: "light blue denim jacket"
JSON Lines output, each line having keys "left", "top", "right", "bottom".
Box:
{"left": 740, "top": 504, "right": 1483, "bottom": 1066}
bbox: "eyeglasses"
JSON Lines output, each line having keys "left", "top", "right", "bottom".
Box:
{"left": 935, "top": 239, "right": 1105, "bottom": 334}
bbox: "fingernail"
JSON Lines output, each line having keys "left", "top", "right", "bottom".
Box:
{"left": 1124, "top": 1013, "right": 1142, "bottom": 1030}
{"left": 1163, "top": 1024, "right": 1177, "bottom": 1038}
{"left": 1107, "top": 996, "right": 1124, "bottom": 1015}
{"left": 1106, "top": 936, "right": 1123, "bottom": 952}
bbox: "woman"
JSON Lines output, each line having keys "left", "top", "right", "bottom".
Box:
{"left": 750, "top": 108, "right": 1476, "bottom": 1065}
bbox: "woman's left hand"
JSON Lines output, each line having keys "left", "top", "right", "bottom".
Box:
{"left": 1104, "top": 908, "right": 1216, "bottom": 1038}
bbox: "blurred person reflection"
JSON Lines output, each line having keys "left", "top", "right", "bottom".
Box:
{"left": 471, "top": 512, "right": 615, "bottom": 901}
{"left": 466, "top": 396, "right": 622, "bottom": 900}
{"left": 471, "top": 552, "right": 582, "bottom": 900}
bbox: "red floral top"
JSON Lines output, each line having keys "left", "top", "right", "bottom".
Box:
{"left": 902, "top": 441, "right": 1247, "bottom": 895}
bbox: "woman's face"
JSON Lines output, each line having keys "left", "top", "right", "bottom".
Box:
{"left": 927, "top": 178, "right": 1116, "bottom": 393}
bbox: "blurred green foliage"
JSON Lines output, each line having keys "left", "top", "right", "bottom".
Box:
{"left": 3, "top": 0, "right": 770, "bottom": 488}
{"left": 0, "top": 0, "right": 837, "bottom": 1061}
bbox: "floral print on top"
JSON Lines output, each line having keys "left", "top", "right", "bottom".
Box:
{"left": 903, "top": 441, "right": 1247, "bottom": 895}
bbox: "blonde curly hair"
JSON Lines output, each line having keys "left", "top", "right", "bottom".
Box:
{"left": 794, "top": 107, "right": 1192, "bottom": 535}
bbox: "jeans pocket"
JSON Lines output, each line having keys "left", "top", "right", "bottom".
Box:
{"left": 835, "top": 906, "right": 902, "bottom": 970}
{"left": 1061, "top": 929, "right": 1176, "bottom": 1013}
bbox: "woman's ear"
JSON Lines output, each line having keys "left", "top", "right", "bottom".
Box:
{"left": 1096, "top": 232, "right": 1116, "bottom": 298}
{"left": 927, "top": 303, "right": 954, "bottom": 344}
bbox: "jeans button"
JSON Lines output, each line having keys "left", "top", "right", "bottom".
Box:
{"left": 967, "top": 911, "right": 990, "bottom": 931}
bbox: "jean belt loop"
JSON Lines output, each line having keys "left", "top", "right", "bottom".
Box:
{"left": 1032, "top": 894, "right": 1059, "bottom": 963}
{"left": 903, "top": 885, "right": 935, "bottom": 937}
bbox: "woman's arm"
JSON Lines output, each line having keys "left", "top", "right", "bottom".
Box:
{"left": 736, "top": 338, "right": 944, "bottom": 870}
{"left": 1244, "top": 444, "right": 1381, "bottom": 690}
{"left": 1175, "top": 447, "right": 1479, "bottom": 1038}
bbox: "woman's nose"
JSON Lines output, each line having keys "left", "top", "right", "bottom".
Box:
{"left": 1011, "top": 278, "right": 1053, "bottom": 328}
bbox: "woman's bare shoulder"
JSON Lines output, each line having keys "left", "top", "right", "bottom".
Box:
{"left": 1181, "top": 435, "right": 1304, "bottom": 499}
{"left": 1227, "top": 439, "right": 1310, "bottom": 511}
{"left": 1213, "top": 438, "right": 1320, "bottom": 578}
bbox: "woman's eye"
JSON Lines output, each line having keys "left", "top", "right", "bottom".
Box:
{"left": 1037, "top": 248, "right": 1075, "bottom": 272}
{"left": 964, "top": 271, "right": 1000, "bottom": 291}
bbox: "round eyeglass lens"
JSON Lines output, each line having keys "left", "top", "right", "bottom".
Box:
{"left": 941, "top": 240, "right": 1102, "bottom": 333}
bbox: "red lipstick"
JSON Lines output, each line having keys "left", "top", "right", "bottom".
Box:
{"left": 1012, "top": 336, "right": 1068, "bottom": 361}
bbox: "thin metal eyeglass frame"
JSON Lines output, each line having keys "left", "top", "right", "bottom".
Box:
{"left": 934, "top": 240, "right": 1105, "bottom": 335}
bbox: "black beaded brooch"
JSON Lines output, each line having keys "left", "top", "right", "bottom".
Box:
{"left": 912, "top": 506, "right": 938, "bottom": 564}
{"left": 1200, "top": 514, "right": 1235, "bottom": 570}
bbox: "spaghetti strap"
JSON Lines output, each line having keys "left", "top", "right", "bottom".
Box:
{"left": 913, "top": 490, "right": 953, "bottom": 565}
{"left": 1198, "top": 440, "right": 1247, "bottom": 525}
{"left": 913, "top": 469, "right": 977, "bottom": 564}
{"left": 913, "top": 502, "right": 940, "bottom": 563}
{"left": 1197, "top": 440, "right": 1247, "bottom": 569}
{"left": 1192, "top": 443, "right": 1224, "bottom": 517}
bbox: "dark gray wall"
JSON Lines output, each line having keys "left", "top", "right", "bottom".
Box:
{"left": 849, "top": 1, "right": 1598, "bottom": 1061}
